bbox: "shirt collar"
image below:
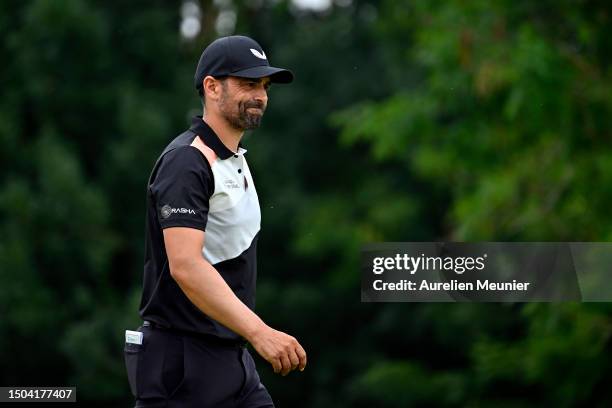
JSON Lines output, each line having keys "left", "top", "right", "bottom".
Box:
{"left": 189, "top": 116, "right": 246, "bottom": 160}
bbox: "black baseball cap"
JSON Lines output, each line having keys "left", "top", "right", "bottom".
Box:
{"left": 194, "top": 35, "right": 294, "bottom": 94}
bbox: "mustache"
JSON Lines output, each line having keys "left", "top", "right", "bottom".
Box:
{"left": 242, "top": 100, "right": 266, "bottom": 111}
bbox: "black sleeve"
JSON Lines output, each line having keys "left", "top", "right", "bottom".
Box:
{"left": 150, "top": 146, "right": 213, "bottom": 231}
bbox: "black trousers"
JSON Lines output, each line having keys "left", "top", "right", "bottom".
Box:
{"left": 124, "top": 323, "right": 275, "bottom": 408}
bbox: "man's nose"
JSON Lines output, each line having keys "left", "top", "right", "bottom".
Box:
{"left": 253, "top": 85, "right": 268, "bottom": 104}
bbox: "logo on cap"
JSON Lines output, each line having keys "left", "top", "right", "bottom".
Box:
{"left": 250, "top": 48, "right": 267, "bottom": 60}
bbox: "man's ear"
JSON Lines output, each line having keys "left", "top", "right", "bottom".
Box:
{"left": 203, "top": 76, "right": 222, "bottom": 103}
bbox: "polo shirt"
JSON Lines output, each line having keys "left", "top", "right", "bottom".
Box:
{"left": 139, "top": 116, "right": 261, "bottom": 341}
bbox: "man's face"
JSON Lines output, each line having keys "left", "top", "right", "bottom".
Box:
{"left": 217, "top": 76, "right": 271, "bottom": 130}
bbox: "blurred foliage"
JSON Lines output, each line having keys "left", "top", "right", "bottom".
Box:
{"left": 1, "top": 0, "right": 611, "bottom": 406}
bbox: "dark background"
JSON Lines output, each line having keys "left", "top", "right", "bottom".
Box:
{"left": 1, "top": 0, "right": 611, "bottom": 406}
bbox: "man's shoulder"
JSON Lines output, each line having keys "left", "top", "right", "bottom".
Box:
{"left": 156, "top": 127, "right": 213, "bottom": 168}
{"left": 158, "top": 145, "right": 211, "bottom": 175}
{"left": 150, "top": 131, "right": 212, "bottom": 179}
{"left": 160, "top": 128, "right": 197, "bottom": 156}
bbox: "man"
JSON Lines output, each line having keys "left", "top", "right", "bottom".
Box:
{"left": 124, "top": 35, "right": 306, "bottom": 408}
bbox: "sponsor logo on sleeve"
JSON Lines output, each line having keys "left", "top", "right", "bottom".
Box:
{"left": 160, "top": 204, "right": 196, "bottom": 219}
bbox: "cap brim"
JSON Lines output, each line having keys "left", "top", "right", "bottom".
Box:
{"left": 230, "top": 65, "right": 294, "bottom": 84}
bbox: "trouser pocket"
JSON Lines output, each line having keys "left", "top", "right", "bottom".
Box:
{"left": 162, "top": 335, "right": 185, "bottom": 398}
{"left": 124, "top": 342, "right": 143, "bottom": 397}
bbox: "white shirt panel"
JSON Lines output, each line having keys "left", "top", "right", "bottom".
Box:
{"left": 202, "top": 154, "right": 261, "bottom": 264}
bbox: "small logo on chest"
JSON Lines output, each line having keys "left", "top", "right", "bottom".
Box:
{"left": 224, "top": 179, "right": 241, "bottom": 189}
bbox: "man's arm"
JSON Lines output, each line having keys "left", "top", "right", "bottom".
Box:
{"left": 163, "top": 226, "right": 307, "bottom": 376}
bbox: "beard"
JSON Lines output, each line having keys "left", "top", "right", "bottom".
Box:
{"left": 219, "top": 90, "right": 266, "bottom": 130}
